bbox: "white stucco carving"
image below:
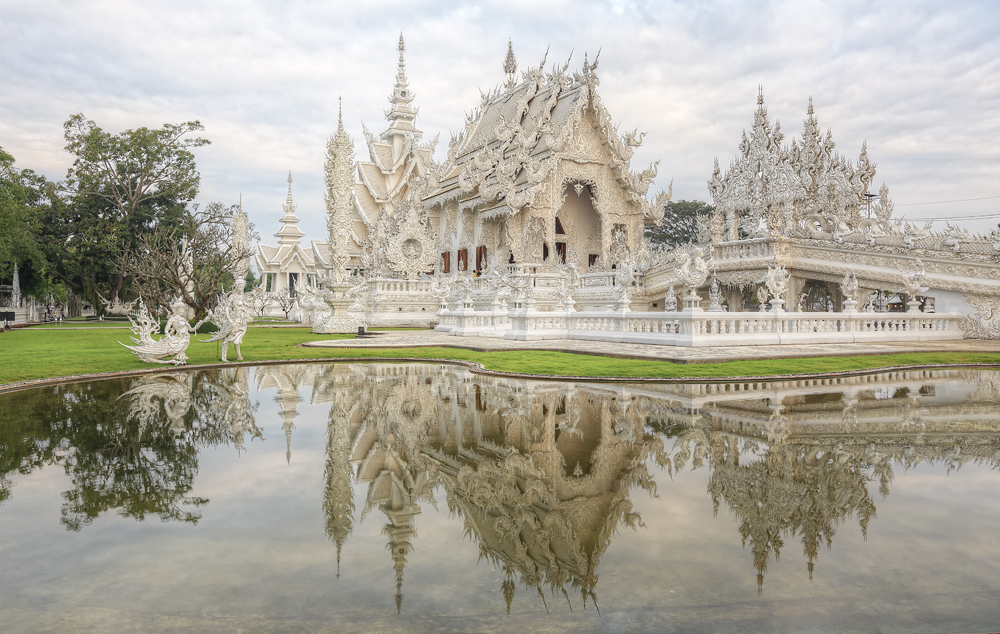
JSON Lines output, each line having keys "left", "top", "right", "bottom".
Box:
{"left": 122, "top": 297, "right": 202, "bottom": 365}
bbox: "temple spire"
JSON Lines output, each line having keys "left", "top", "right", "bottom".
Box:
{"left": 396, "top": 33, "right": 407, "bottom": 88}
{"left": 232, "top": 195, "right": 249, "bottom": 283}
{"left": 384, "top": 33, "right": 419, "bottom": 139}
{"left": 275, "top": 172, "right": 305, "bottom": 246}
{"left": 503, "top": 39, "right": 518, "bottom": 88}
{"left": 326, "top": 96, "right": 356, "bottom": 282}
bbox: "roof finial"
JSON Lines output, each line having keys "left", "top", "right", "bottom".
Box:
{"left": 338, "top": 95, "right": 344, "bottom": 131}
{"left": 503, "top": 39, "right": 517, "bottom": 77}
{"left": 807, "top": 95, "right": 814, "bottom": 115}
{"left": 286, "top": 171, "right": 293, "bottom": 203}
{"left": 757, "top": 85, "right": 764, "bottom": 106}
{"left": 397, "top": 32, "right": 406, "bottom": 77}
{"left": 391, "top": 33, "right": 411, "bottom": 101}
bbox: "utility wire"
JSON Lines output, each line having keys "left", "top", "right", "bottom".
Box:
{"left": 902, "top": 212, "right": 1000, "bottom": 221}
{"left": 895, "top": 195, "right": 1000, "bottom": 207}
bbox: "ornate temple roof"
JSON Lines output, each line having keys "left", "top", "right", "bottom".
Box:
{"left": 708, "top": 90, "right": 877, "bottom": 242}
{"left": 423, "top": 48, "right": 667, "bottom": 222}
{"left": 352, "top": 35, "right": 437, "bottom": 227}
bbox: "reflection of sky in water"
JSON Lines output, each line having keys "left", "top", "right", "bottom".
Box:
{"left": 1, "top": 364, "right": 1000, "bottom": 633}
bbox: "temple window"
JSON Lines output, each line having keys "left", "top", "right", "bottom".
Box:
{"left": 440, "top": 251, "right": 451, "bottom": 273}
{"left": 555, "top": 242, "right": 567, "bottom": 263}
{"left": 475, "top": 245, "right": 488, "bottom": 270}
{"left": 542, "top": 243, "right": 549, "bottom": 261}
{"left": 457, "top": 248, "right": 468, "bottom": 271}
{"left": 589, "top": 254, "right": 599, "bottom": 266}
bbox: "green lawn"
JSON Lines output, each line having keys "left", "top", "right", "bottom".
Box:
{"left": 1, "top": 326, "right": 998, "bottom": 386}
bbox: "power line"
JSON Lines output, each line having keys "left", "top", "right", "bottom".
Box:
{"left": 896, "top": 195, "right": 1000, "bottom": 207}
{"left": 902, "top": 212, "right": 1000, "bottom": 221}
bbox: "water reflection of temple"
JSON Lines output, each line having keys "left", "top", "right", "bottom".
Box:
{"left": 319, "top": 363, "right": 667, "bottom": 612}
{"left": 5, "top": 363, "right": 1000, "bottom": 601}
{"left": 642, "top": 369, "right": 1000, "bottom": 591}
{"left": 317, "top": 365, "right": 1000, "bottom": 601}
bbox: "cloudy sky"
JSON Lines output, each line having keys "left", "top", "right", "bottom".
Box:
{"left": 2, "top": 0, "right": 998, "bottom": 242}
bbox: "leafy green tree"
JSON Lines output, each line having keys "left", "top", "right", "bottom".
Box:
{"left": 0, "top": 147, "right": 44, "bottom": 282}
{"left": 61, "top": 115, "right": 209, "bottom": 304}
{"left": 645, "top": 199, "right": 715, "bottom": 247}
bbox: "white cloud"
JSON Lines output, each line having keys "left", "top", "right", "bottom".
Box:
{"left": 1, "top": 0, "right": 998, "bottom": 239}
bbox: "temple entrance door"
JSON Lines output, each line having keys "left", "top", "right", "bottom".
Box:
{"left": 556, "top": 182, "right": 601, "bottom": 268}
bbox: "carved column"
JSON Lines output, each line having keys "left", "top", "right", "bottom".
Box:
{"left": 787, "top": 275, "right": 806, "bottom": 312}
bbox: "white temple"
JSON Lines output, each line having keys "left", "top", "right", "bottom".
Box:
{"left": 254, "top": 37, "right": 1000, "bottom": 342}
{"left": 255, "top": 172, "right": 327, "bottom": 296}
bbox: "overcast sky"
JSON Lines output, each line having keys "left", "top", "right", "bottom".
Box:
{"left": 2, "top": 0, "right": 998, "bottom": 243}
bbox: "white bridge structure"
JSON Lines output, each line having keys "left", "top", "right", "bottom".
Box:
{"left": 254, "top": 37, "right": 1000, "bottom": 345}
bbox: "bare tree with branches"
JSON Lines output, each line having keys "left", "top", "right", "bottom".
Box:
{"left": 250, "top": 287, "right": 275, "bottom": 319}
{"left": 123, "top": 201, "right": 257, "bottom": 321}
{"left": 273, "top": 287, "right": 295, "bottom": 320}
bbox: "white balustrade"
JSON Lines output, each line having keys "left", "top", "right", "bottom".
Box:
{"left": 714, "top": 238, "right": 773, "bottom": 262}
{"left": 438, "top": 303, "right": 963, "bottom": 346}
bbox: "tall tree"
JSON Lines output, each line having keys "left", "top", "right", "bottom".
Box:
{"left": 62, "top": 115, "right": 209, "bottom": 302}
{"left": 0, "top": 147, "right": 43, "bottom": 281}
{"left": 645, "top": 199, "right": 715, "bottom": 247}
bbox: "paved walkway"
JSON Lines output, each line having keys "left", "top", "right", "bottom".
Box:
{"left": 302, "top": 330, "right": 1000, "bottom": 364}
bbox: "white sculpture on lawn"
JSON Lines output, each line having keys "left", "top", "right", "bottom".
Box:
{"left": 122, "top": 297, "right": 205, "bottom": 365}
{"left": 98, "top": 293, "right": 138, "bottom": 316}
{"left": 203, "top": 291, "right": 253, "bottom": 362}
{"left": 203, "top": 202, "right": 254, "bottom": 362}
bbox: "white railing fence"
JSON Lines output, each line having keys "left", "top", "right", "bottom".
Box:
{"left": 436, "top": 303, "right": 963, "bottom": 347}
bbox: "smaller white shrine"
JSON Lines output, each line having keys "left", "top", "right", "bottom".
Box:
{"left": 254, "top": 173, "right": 329, "bottom": 301}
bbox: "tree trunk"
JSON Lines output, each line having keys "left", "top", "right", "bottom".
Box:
{"left": 66, "top": 294, "right": 82, "bottom": 318}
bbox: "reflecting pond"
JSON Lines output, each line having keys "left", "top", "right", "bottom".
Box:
{"left": 2, "top": 363, "right": 1000, "bottom": 633}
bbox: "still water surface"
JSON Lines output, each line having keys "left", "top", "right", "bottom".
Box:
{"left": 2, "top": 363, "right": 1000, "bottom": 633}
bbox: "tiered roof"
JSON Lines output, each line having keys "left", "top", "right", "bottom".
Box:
{"left": 256, "top": 173, "right": 316, "bottom": 273}
{"left": 353, "top": 34, "right": 436, "bottom": 225}
{"left": 424, "top": 48, "right": 668, "bottom": 222}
